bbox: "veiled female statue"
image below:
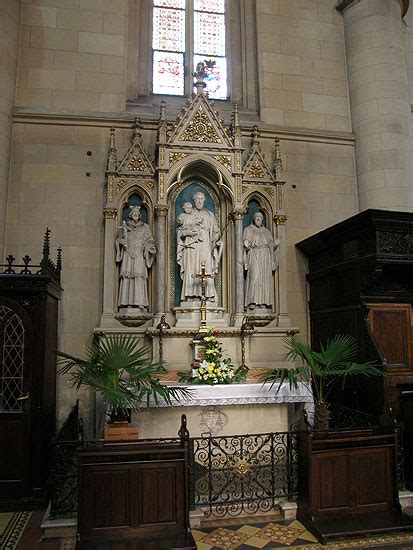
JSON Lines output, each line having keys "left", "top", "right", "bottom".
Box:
{"left": 243, "top": 211, "right": 280, "bottom": 310}
{"left": 115, "top": 206, "right": 156, "bottom": 310}
{"left": 177, "top": 191, "right": 222, "bottom": 302}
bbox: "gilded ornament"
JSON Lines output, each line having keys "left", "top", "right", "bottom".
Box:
{"left": 274, "top": 215, "right": 288, "bottom": 225}
{"left": 236, "top": 176, "right": 242, "bottom": 202}
{"left": 159, "top": 148, "right": 165, "bottom": 166}
{"left": 117, "top": 178, "right": 128, "bottom": 190}
{"left": 107, "top": 175, "right": 114, "bottom": 202}
{"left": 170, "top": 152, "right": 187, "bottom": 166}
{"left": 236, "top": 152, "right": 241, "bottom": 171}
{"left": 179, "top": 106, "right": 222, "bottom": 143}
{"left": 265, "top": 186, "right": 274, "bottom": 199}
{"left": 213, "top": 155, "right": 232, "bottom": 171}
{"left": 154, "top": 205, "right": 169, "bottom": 217}
{"left": 142, "top": 179, "right": 155, "bottom": 190}
{"left": 127, "top": 155, "right": 146, "bottom": 172}
{"left": 103, "top": 208, "right": 117, "bottom": 219}
{"left": 246, "top": 159, "right": 266, "bottom": 179}
{"left": 278, "top": 187, "right": 283, "bottom": 210}
{"left": 159, "top": 173, "right": 165, "bottom": 199}
{"left": 234, "top": 457, "right": 251, "bottom": 476}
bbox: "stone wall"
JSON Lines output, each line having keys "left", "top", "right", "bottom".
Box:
{"left": 16, "top": 0, "right": 128, "bottom": 111}
{"left": 256, "top": 0, "right": 351, "bottom": 131}
{"left": 4, "top": 0, "right": 362, "bottom": 423}
{"left": 0, "top": 0, "right": 21, "bottom": 259}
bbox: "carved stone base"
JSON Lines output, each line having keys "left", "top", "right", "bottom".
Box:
{"left": 115, "top": 312, "right": 153, "bottom": 327}
{"left": 174, "top": 306, "right": 229, "bottom": 327}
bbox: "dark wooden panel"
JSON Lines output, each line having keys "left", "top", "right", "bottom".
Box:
{"left": 369, "top": 304, "right": 411, "bottom": 374}
{"left": 78, "top": 440, "right": 195, "bottom": 548}
{"left": 93, "top": 470, "right": 130, "bottom": 528}
{"left": 356, "top": 449, "right": 390, "bottom": 507}
{"left": 315, "top": 456, "right": 350, "bottom": 512}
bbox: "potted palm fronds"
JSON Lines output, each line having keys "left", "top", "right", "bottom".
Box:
{"left": 261, "top": 334, "right": 384, "bottom": 430}
{"left": 57, "top": 334, "right": 190, "bottom": 440}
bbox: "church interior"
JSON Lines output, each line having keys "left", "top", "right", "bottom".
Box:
{"left": 2, "top": 0, "right": 413, "bottom": 548}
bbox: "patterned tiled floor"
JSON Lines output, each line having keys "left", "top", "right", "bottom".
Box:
{"left": 192, "top": 520, "right": 319, "bottom": 549}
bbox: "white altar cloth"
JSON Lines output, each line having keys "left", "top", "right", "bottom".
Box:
{"left": 147, "top": 381, "right": 313, "bottom": 408}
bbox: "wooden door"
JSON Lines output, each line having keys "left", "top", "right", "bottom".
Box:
{"left": 368, "top": 304, "right": 413, "bottom": 375}
{"left": 0, "top": 299, "right": 33, "bottom": 498}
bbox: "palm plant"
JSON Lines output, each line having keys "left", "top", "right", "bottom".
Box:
{"left": 261, "top": 334, "right": 384, "bottom": 429}
{"left": 57, "top": 334, "right": 190, "bottom": 421}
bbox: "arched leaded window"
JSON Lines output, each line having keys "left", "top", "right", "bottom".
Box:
{"left": 0, "top": 306, "right": 25, "bottom": 412}
{"left": 152, "top": 0, "right": 227, "bottom": 99}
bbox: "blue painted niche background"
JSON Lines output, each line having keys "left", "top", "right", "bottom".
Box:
{"left": 121, "top": 193, "right": 148, "bottom": 223}
{"left": 174, "top": 183, "right": 216, "bottom": 307}
{"left": 243, "top": 198, "right": 268, "bottom": 228}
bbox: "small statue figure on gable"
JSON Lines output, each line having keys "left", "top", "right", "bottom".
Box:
{"left": 115, "top": 206, "right": 156, "bottom": 311}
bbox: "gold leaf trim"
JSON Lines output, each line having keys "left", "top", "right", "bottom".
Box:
{"left": 213, "top": 155, "right": 232, "bottom": 171}
{"left": 127, "top": 154, "right": 146, "bottom": 171}
{"left": 170, "top": 152, "right": 187, "bottom": 166}
{"left": 179, "top": 106, "right": 222, "bottom": 143}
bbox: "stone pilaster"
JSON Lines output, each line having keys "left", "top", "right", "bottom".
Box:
{"left": 233, "top": 208, "right": 247, "bottom": 326}
{"left": 100, "top": 208, "right": 120, "bottom": 327}
{"left": 154, "top": 205, "right": 169, "bottom": 321}
{"left": 339, "top": 0, "right": 413, "bottom": 211}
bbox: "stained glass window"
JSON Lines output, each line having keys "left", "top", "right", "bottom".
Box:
{"left": 152, "top": 0, "right": 227, "bottom": 99}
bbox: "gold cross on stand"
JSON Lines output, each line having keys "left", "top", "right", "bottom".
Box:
{"left": 192, "top": 260, "right": 215, "bottom": 334}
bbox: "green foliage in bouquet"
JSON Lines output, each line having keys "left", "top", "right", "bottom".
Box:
{"left": 178, "top": 329, "right": 248, "bottom": 385}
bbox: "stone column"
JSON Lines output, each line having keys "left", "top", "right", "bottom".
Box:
{"left": 0, "top": 1, "right": 20, "bottom": 259}
{"left": 338, "top": 0, "right": 413, "bottom": 211}
{"left": 233, "top": 208, "right": 246, "bottom": 326}
{"left": 154, "top": 205, "right": 168, "bottom": 322}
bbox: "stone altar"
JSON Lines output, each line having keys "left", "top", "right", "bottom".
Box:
{"left": 96, "top": 69, "right": 300, "bottom": 438}
{"left": 135, "top": 382, "right": 313, "bottom": 439}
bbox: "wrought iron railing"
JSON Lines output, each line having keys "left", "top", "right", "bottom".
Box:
{"left": 189, "top": 431, "right": 298, "bottom": 518}
{"left": 46, "top": 406, "right": 405, "bottom": 520}
{"left": 46, "top": 401, "right": 83, "bottom": 519}
{"left": 329, "top": 403, "right": 378, "bottom": 430}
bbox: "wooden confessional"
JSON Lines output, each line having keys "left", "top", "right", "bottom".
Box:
{"left": 0, "top": 231, "right": 62, "bottom": 501}
{"left": 297, "top": 209, "right": 413, "bottom": 490}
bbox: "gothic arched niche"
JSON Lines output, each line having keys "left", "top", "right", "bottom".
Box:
{"left": 120, "top": 191, "right": 149, "bottom": 224}
{"left": 168, "top": 161, "right": 232, "bottom": 310}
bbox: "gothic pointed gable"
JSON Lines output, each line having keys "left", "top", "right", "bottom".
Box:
{"left": 243, "top": 126, "right": 274, "bottom": 185}
{"left": 117, "top": 118, "right": 155, "bottom": 177}
{"left": 169, "top": 92, "right": 232, "bottom": 149}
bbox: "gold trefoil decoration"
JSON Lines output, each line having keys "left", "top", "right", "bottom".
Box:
{"left": 170, "top": 152, "right": 187, "bottom": 166}
{"left": 127, "top": 155, "right": 146, "bottom": 172}
{"left": 213, "top": 155, "right": 232, "bottom": 171}
{"left": 246, "top": 159, "right": 266, "bottom": 179}
{"left": 179, "top": 106, "right": 222, "bottom": 143}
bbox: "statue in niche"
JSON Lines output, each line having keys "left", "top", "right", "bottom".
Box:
{"left": 115, "top": 206, "right": 156, "bottom": 310}
{"left": 177, "top": 191, "right": 222, "bottom": 302}
{"left": 243, "top": 211, "right": 280, "bottom": 310}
